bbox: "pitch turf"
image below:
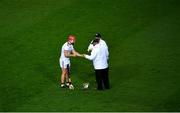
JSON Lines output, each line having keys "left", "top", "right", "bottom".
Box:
{"left": 0, "top": 0, "right": 180, "bottom": 111}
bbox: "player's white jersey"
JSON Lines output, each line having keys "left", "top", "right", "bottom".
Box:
{"left": 60, "top": 42, "right": 74, "bottom": 66}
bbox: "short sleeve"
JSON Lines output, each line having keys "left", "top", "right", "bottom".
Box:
{"left": 64, "top": 44, "right": 69, "bottom": 51}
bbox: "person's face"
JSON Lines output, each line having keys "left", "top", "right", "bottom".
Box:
{"left": 69, "top": 40, "right": 75, "bottom": 45}
{"left": 93, "top": 42, "right": 98, "bottom": 46}
{"left": 95, "top": 37, "right": 101, "bottom": 40}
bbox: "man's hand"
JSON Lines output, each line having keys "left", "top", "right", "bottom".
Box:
{"left": 82, "top": 54, "right": 87, "bottom": 58}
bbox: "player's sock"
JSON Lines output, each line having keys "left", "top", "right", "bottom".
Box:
{"left": 66, "top": 82, "right": 70, "bottom": 87}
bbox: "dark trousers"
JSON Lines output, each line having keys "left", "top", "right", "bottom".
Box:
{"left": 95, "top": 67, "right": 110, "bottom": 90}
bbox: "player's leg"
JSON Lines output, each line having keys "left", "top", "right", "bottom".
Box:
{"left": 61, "top": 68, "right": 67, "bottom": 88}
{"left": 65, "top": 73, "right": 70, "bottom": 87}
{"left": 60, "top": 60, "right": 67, "bottom": 88}
{"left": 66, "top": 64, "right": 74, "bottom": 89}
{"left": 65, "top": 64, "right": 70, "bottom": 86}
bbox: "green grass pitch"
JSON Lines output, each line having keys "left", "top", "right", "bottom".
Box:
{"left": 0, "top": 0, "right": 180, "bottom": 111}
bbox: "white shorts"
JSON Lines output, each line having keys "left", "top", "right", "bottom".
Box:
{"left": 59, "top": 59, "right": 70, "bottom": 69}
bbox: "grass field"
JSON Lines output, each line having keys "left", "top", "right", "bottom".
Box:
{"left": 0, "top": 0, "right": 180, "bottom": 111}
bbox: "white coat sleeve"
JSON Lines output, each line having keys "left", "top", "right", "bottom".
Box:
{"left": 106, "top": 48, "right": 109, "bottom": 59}
{"left": 87, "top": 40, "right": 93, "bottom": 52}
{"left": 85, "top": 49, "right": 98, "bottom": 60}
{"left": 87, "top": 44, "right": 93, "bottom": 52}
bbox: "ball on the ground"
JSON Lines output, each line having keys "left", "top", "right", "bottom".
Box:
{"left": 69, "top": 84, "right": 74, "bottom": 90}
{"left": 83, "top": 83, "right": 89, "bottom": 89}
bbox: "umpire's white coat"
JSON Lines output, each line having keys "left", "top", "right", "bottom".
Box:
{"left": 85, "top": 40, "right": 109, "bottom": 70}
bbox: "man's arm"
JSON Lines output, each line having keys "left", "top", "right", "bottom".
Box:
{"left": 72, "top": 49, "right": 83, "bottom": 57}
{"left": 64, "top": 50, "right": 76, "bottom": 57}
{"left": 87, "top": 43, "right": 93, "bottom": 52}
{"left": 84, "top": 49, "right": 98, "bottom": 60}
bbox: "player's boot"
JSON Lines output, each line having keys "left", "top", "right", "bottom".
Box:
{"left": 66, "top": 82, "right": 70, "bottom": 87}
{"left": 60, "top": 83, "right": 65, "bottom": 88}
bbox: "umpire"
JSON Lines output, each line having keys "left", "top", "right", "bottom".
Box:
{"left": 84, "top": 33, "right": 110, "bottom": 90}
